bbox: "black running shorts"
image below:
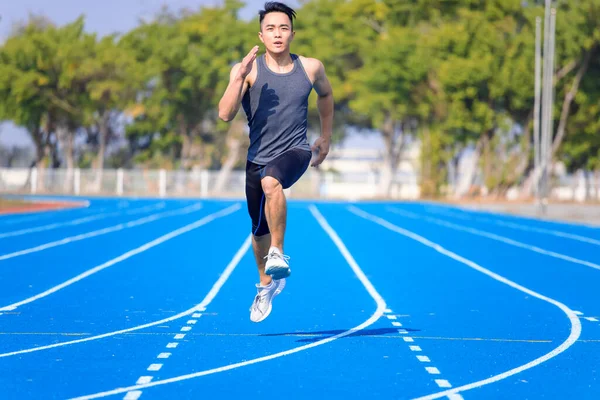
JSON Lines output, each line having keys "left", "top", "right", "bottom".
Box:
{"left": 245, "top": 147, "right": 312, "bottom": 237}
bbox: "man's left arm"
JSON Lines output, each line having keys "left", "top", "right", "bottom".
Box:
{"left": 311, "top": 60, "right": 334, "bottom": 167}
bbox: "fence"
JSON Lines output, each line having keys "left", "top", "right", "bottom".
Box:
{"left": 0, "top": 167, "right": 421, "bottom": 200}
{"left": 1, "top": 167, "right": 597, "bottom": 202}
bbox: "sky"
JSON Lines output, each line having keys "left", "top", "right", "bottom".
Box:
{"left": 0, "top": 0, "right": 303, "bottom": 149}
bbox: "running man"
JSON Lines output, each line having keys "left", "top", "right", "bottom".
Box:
{"left": 218, "top": 1, "right": 334, "bottom": 322}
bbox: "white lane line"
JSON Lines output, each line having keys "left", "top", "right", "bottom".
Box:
{"left": 403, "top": 337, "right": 414, "bottom": 342}
{"left": 67, "top": 204, "right": 388, "bottom": 400}
{"left": 387, "top": 207, "right": 600, "bottom": 272}
{"left": 584, "top": 317, "right": 598, "bottom": 322}
{"left": 131, "top": 308, "right": 202, "bottom": 397}
{"left": 147, "top": 364, "right": 162, "bottom": 372}
{"left": 192, "top": 313, "right": 202, "bottom": 318}
{"left": 0, "top": 203, "right": 166, "bottom": 239}
{"left": 0, "top": 204, "right": 240, "bottom": 312}
{"left": 435, "top": 379, "right": 452, "bottom": 388}
{"left": 0, "top": 221, "right": 249, "bottom": 359}
{"left": 384, "top": 310, "right": 452, "bottom": 389}
{"left": 386, "top": 315, "right": 397, "bottom": 320}
{"left": 122, "top": 391, "right": 142, "bottom": 400}
{"left": 349, "top": 206, "right": 581, "bottom": 400}
{"left": 0, "top": 203, "right": 205, "bottom": 262}
{"left": 136, "top": 377, "right": 153, "bottom": 384}
{"left": 180, "top": 327, "right": 191, "bottom": 332}
{"left": 166, "top": 343, "right": 178, "bottom": 349}
{"left": 424, "top": 206, "right": 600, "bottom": 246}
{"left": 391, "top": 322, "right": 402, "bottom": 327}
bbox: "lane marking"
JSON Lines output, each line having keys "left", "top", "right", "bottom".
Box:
{"left": 0, "top": 204, "right": 240, "bottom": 312}
{"left": 349, "top": 206, "right": 581, "bottom": 400}
{"left": 136, "top": 377, "right": 153, "bottom": 385}
{"left": 67, "top": 204, "right": 388, "bottom": 400}
{"left": 422, "top": 206, "right": 600, "bottom": 246}
{"left": 386, "top": 207, "right": 600, "bottom": 272}
{"left": 0, "top": 203, "right": 205, "bottom": 262}
{"left": 0, "top": 203, "right": 166, "bottom": 240}
{"left": 0, "top": 223, "right": 249, "bottom": 359}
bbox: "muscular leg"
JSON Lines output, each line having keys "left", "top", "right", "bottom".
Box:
{"left": 252, "top": 233, "right": 272, "bottom": 286}
{"left": 260, "top": 176, "right": 286, "bottom": 252}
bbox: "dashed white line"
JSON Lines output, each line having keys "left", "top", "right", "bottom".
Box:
{"left": 584, "top": 317, "right": 599, "bottom": 322}
{"left": 391, "top": 321, "right": 402, "bottom": 327}
{"left": 157, "top": 353, "right": 171, "bottom": 359}
{"left": 435, "top": 379, "right": 452, "bottom": 388}
{"left": 187, "top": 320, "right": 197, "bottom": 325}
{"left": 383, "top": 308, "right": 452, "bottom": 391}
{"left": 69, "top": 205, "right": 388, "bottom": 400}
{"left": 166, "top": 343, "right": 178, "bottom": 349}
{"left": 147, "top": 364, "right": 162, "bottom": 372}
{"left": 192, "top": 313, "right": 202, "bottom": 318}
{"left": 180, "top": 327, "right": 192, "bottom": 332}
{"left": 123, "top": 391, "right": 142, "bottom": 400}
{"left": 386, "top": 315, "right": 397, "bottom": 320}
{"left": 136, "top": 377, "right": 153, "bottom": 384}
{"left": 174, "top": 334, "right": 185, "bottom": 340}
{"left": 351, "top": 206, "right": 581, "bottom": 400}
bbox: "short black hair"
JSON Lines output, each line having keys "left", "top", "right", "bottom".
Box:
{"left": 259, "top": 2, "right": 297, "bottom": 30}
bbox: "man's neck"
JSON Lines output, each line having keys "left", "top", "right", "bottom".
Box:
{"left": 265, "top": 51, "right": 293, "bottom": 72}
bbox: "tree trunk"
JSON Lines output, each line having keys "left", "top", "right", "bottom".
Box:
{"left": 379, "top": 116, "right": 405, "bottom": 197}
{"left": 551, "top": 47, "right": 595, "bottom": 159}
{"left": 454, "top": 138, "right": 483, "bottom": 199}
{"left": 56, "top": 125, "right": 75, "bottom": 192}
{"left": 213, "top": 118, "right": 245, "bottom": 194}
{"left": 93, "top": 111, "right": 110, "bottom": 193}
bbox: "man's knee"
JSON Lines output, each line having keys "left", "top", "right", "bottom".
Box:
{"left": 261, "top": 176, "right": 282, "bottom": 197}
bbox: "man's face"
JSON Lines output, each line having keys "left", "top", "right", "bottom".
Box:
{"left": 259, "top": 12, "right": 294, "bottom": 54}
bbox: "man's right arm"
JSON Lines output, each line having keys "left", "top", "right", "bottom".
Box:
{"left": 218, "top": 46, "right": 259, "bottom": 122}
{"left": 218, "top": 64, "right": 248, "bottom": 122}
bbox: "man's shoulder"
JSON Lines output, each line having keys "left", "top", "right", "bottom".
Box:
{"left": 297, "top": 55, "right": 324, "bottom": 70}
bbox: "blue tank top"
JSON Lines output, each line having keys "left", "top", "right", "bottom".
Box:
{"left": 241, "top": 54, "right": 313, "bottom": 165}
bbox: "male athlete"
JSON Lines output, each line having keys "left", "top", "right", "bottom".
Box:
{"left": 218, "top": 2, "right": 334, "bottom": 322}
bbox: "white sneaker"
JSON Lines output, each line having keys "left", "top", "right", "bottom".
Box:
{"left": 249, "top": 278, "right": 286, "bottom": 323}
{"left": 264, "top": 248, "right": 291, "bottom": 280}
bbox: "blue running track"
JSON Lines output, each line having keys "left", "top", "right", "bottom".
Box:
{"left": 0, "top": 196, "right": 598, "bottom": 399}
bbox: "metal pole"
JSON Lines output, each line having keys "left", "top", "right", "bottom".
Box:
{"left": 534, "top": 17, "right": 542, "bottom": 206}
{"left": 546, "top": 8, "right": 556, "bottom": 205}
{"left": 540, "top": 0, "right": 552, "bottom": 215}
